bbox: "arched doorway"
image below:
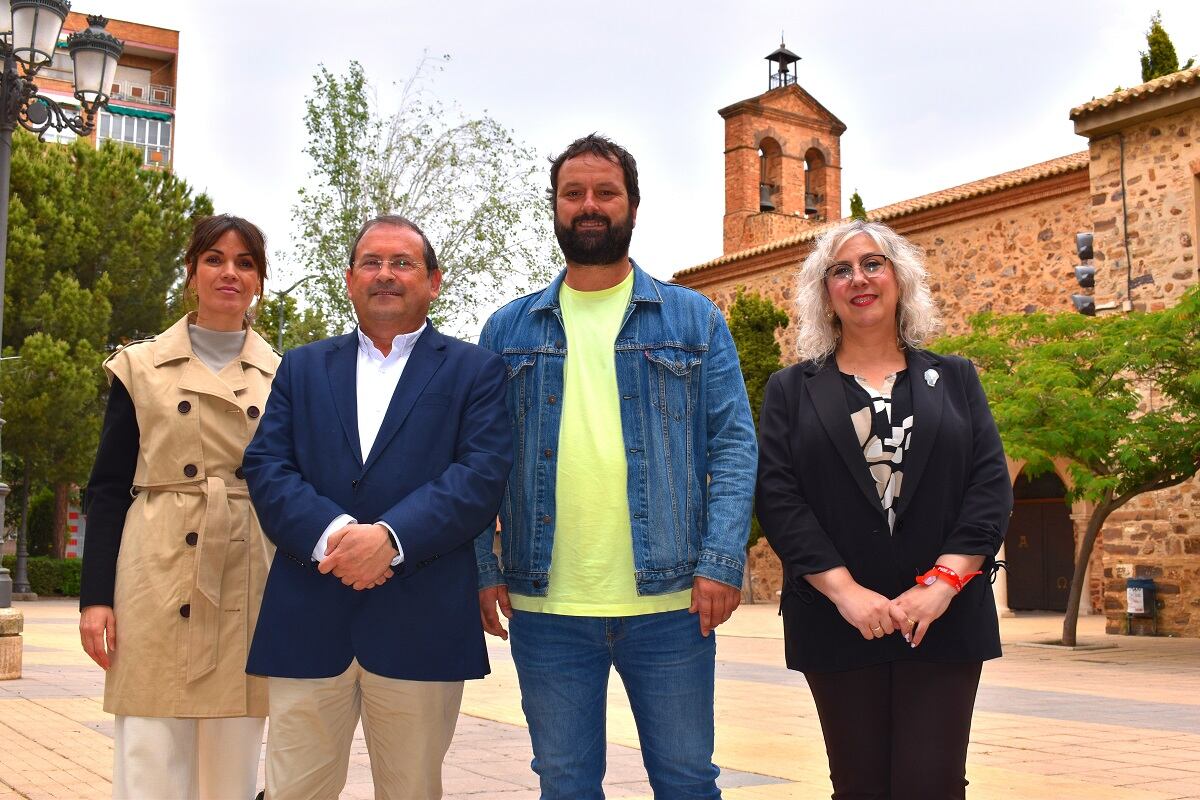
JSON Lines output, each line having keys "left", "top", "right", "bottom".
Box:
{"left": 1005, "top": 471, "right": 1075, "bottom": 611}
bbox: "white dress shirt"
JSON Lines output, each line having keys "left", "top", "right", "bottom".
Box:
{"left": 312, "top": 324, "right": 428, "bottom": 565}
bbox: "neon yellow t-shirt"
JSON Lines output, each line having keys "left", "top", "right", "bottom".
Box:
{"left": 510, "top": 270, "right": 692, "bottom": 616}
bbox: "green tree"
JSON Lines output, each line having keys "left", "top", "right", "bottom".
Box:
{"left": 2, "top": 132, "right": 209, "bottom": 559}
{"left": 728, "top": 288, "right": 790, "bottom": 554}
{"left": 935, "top": 289, "right": 1200, "bottom": 646}
{"left": 849, "top": 190, "right": 867, "bottom": 221}
{"left": 1140, "top": 11, "right": 1194, "bottom": 83}
{"left": 5, "top": 132, "right": 212, "bottom": 347}
{"left": 1, "top": 274, "right": 113, "bottom": 558}
{"left": 256, "top": 293, "right": 332, "bottom": 352}
{"left": 291, "top": 59, "right": 559, "bottom": 335}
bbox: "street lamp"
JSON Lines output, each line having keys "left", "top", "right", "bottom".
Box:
{"left": 0, "top": 3, "right": 123, "bottom": 606}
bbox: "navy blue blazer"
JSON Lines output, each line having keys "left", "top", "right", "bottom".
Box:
{"left": 243, "top": 324, "right": 512, "bottom": 681}
{"left": 756, "top": 349, "right": 1012, "bottom": 673}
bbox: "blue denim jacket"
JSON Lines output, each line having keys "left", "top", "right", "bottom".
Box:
{"left": 473, "top": 262, "right": 757, "bottom": 596}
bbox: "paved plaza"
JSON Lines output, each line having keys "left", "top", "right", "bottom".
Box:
{"left": 1, "top": 597, "right": 1199, "bottom": 799}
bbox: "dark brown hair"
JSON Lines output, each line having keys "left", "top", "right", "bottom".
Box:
{"left": 548, "top": 133, "right": 640, "bottom": 209}
{"left": 184, "top": 214, "right": 268, "bottom": 298}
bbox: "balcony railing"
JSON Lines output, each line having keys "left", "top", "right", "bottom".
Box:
{"left": 109, "top": 82, "right": 174, "bottom": 107}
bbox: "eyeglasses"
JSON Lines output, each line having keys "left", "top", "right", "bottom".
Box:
{"left": 355, "top": 257, "right": 425, "bottom": 274}
{"left": 825, "top": 254, "right": 890, "bottom": 283}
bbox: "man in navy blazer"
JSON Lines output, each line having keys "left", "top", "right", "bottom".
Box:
{"left": 242, "top": 214, "right": 512, "bottom": 800}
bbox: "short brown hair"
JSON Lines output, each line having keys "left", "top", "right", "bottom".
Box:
{"left": 184, "top": 214, "right": 268, "bottom": 299}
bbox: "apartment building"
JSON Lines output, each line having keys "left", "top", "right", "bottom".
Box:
{"left": 36, "top": 12, "right": 177, "bottom": 168}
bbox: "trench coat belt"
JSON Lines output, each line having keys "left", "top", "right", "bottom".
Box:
{"left": 134, "top": 476, "right": 249, "bottom": 683}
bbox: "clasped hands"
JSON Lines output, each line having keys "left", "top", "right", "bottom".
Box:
{"left": 318, "top": 523, "right": 397, "bottom": 590}
{"left": 832, "top": 579, "right": 957, "bottom": 647}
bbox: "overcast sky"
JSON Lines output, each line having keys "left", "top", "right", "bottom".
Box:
{"left": 88, "top": 0, "right": 1199, "bottom": 310}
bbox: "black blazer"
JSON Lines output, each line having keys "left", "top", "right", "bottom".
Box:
{"left": 756, "top": 348, "right": 1012, "bottom": 673}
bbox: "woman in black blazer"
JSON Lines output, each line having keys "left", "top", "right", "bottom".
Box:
{"left": 756, "top": 220, "right": 1012, "bottom": 799}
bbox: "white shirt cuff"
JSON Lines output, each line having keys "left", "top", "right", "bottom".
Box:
{"left": 377, "top": 521, "right": 404, "bottom": 567}
{"left": 313, "top": 514, "right": 355, "bottom": 561}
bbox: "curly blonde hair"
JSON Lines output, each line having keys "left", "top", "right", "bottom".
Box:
{"left": 793, "top": 220, "right": 941, "bottom": 363}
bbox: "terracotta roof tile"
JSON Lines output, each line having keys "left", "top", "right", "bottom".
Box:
{"left": 674, "top": 151, "right": 1089, "bottom": 278}
{"left": 1070, "top": 66, "right": 1200, "bottom": 120}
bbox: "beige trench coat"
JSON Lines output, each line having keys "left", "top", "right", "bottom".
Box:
{"left": 102, "top": 315, "right": 279, "bottom": 717}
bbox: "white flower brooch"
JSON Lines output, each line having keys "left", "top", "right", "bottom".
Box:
{"left": 924, "top": 368, "right": 940, "bottom": 388}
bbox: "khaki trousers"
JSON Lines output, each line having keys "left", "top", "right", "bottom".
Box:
{"left": 265, "top": 659, "right": 463, "bottom": 800}
{"left": 112, "top": 715, "right": 265, "bottom": 800}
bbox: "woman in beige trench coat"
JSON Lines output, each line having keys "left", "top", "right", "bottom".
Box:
{"left": 80, "top": 215, "right": 280, "bottom": 800}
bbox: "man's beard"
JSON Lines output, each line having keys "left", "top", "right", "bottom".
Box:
{"left": 554, "top": 212, "right": 634, "bottom": 266}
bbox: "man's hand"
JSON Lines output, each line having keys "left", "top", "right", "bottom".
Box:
{"left": 80, "top": 605, "right": 116, "bottom": 670}
{"left": 689, "top": 576, "right": 741, "bottom": 637}
{"left": 479, "top": 584, "right": 513, "bottom": 640}
{"left": 319, "top": 524, "right": 398, "bottom": 590}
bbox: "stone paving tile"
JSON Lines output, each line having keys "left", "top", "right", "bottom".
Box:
{"left": 4, "top": 599, "right": 1200, "bottom": 799}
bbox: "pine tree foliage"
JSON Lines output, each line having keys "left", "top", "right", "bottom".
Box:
{"left": 849, "top": 191, "right": 867, "bottom": 221}
{"left": 1140, "top": 11, "right": 1194, "bottom": 83}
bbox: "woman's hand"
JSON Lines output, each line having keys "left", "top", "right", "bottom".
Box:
{"left": 80, "top": 605, "right": 117, "bottom": 670}
{"left": 806, "top": 566, "right": 896, "bottom": 640}
{"left": 889, "top": 582, "right": 957, "bottom": 647}
{"left": 830, "top": 582, "right": 898, "bottom": 640}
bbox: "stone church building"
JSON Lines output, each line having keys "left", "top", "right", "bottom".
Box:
{"left": 674, "top": 46, "right": 1200, "bottom": 637}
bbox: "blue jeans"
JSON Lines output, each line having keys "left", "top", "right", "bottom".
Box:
{"left": 508, "top": 608, "right": 721, "bottom": 800}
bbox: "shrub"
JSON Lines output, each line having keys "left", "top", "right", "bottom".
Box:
{"left": 1, "top": 556, "right": 83, "bottom": 596}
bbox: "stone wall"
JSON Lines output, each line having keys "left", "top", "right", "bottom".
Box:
{"left": 1085, "top": 106, "right": 1199, "bottom": 311}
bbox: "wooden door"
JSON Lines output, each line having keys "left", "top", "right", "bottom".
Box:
{"left": 1005, "top": 499, "right": 1074, "bottom": 611}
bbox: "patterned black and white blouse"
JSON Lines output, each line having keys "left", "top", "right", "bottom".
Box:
{"left": 840, "top": 370, "right": 914, "bottom": 532}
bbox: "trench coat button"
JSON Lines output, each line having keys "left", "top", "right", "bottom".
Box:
{"left": 183, "top": 464, "right": 198, "bottom": 478}
{"left": 185, "top": 531, "right": 198, "bottom": 546}
{"left": 547, "top": 395, "right": 557, "bottom": 404}
{"left": 247, "top": 405, "right": 260, "bottom": 419}
{"left": 177, "top": 400, "right": 191, "bottom": 414}
{"left": 542, "top": 514, "right": 552, "bottom": 524}
{"left": 235, "top": 466, "right": 245, "bottom": 480}
{"left": 179, "top": 604, "right": 191, "bottom": 618}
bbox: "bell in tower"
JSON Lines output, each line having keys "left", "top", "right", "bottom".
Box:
{"left": 766, "top": 40, "right": 800, "bottom": 90}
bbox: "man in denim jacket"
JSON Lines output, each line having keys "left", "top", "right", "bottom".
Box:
{"left": 475, "top": 134, "right": 757, "bottom": 799}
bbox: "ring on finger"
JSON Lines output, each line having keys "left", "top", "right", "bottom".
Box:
{"left": 871, "top": 624, "right": 884, "bottom": 635}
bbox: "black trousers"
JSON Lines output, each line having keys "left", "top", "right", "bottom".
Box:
{"left": 804, "top": 659, "right": 983, "bottom": 800}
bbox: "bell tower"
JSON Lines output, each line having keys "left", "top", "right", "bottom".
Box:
{"left": 720, "top": 41, "right": 846, "bottom": 254}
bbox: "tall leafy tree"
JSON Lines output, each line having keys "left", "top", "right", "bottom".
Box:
{"left": 1140, "top": 11, "right": 1194, "bottom": 82}
{"left": 291, "top": 59, "right": 559, "bottom": 335}
{"left": 936, "top": 289, "right": 1200, "bottom": 645}
{"left": 4, "top": 132, "right": 212, "bottom": 347}
{"left": 728, "top": 288, "right": 790, "bottom": 553}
